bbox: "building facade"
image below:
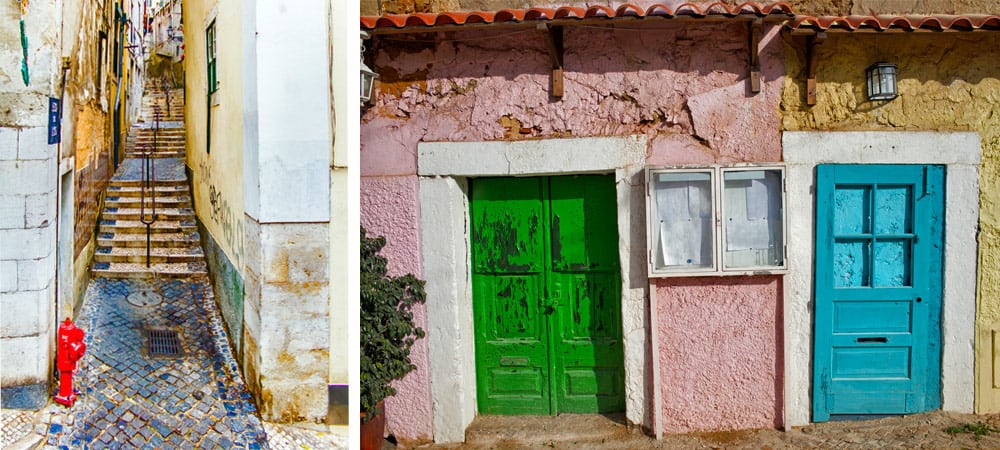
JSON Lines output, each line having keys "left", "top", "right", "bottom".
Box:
{"left": 183, "top": 0, "right": 349, "bottom": 424}
{"left": 1, "top": 0, "right": 145, "bottom": 408}
{"left": 360, "top": 1, "right": 999, "bottom": 444}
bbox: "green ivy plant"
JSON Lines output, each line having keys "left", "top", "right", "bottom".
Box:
{"left": 361, "top": 227, "right": 426, "bottom": 422}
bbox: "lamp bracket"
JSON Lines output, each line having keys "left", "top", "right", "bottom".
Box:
{"left": 537, "top": 24, "right": 564, "bottom": 98}
{"left": 806, "top": 31, "right": 827, "bottom": 106}
{"left": 748, "top": 18, "right": 762, "bottom": 94}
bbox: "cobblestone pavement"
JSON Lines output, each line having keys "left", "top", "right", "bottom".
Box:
{"left": 44, "top": 277, "right": 267, "bottom": 449}
{"left": 1, "top": 277, "right": 347, "bottom": 450}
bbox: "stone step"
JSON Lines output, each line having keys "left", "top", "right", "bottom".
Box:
{"left": 94, "top": 246, "right": 204, "bottom": 264}
{"left": 97, "top": 231, "right": 200, "bottom": 248}
{"left": 126, "top": 136, "right": 186, "bottom": 142}
{"left": 99, "top": 219, "right": 196, "bottom": 234}
{"left": 106, "top": 195, "right": 191, "bottom": 208}
{"left": 124, "top": 146, "right": 186, "bottom": 153}
{"left": 108, "top": 179, "right": 187, "bottom": 189}
{"left": 102, "top": 207, "right": 195, "bottom": 221}
{"left": 91, "top": 261, "right": 208, "bottom": 279}
{"left": 106, "top": 185, "right": 189, "bottom": 197}
{"left": 123, "top": 152, "right": 186, "bottom": 159}
{"left": 105, "top": 185, "right": 190, "bottom": 199}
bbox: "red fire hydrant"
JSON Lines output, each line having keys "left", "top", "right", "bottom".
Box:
{"left": 54, "top": 318, "right": 86, "bottom": 407}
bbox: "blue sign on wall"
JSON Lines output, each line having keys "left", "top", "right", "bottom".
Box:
{"left": 48, "top": 97, "right": 61, "bottom": 145}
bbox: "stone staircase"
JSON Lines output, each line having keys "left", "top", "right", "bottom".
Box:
{"left": 92, "top": 77, "right": 207, "bottom": 279}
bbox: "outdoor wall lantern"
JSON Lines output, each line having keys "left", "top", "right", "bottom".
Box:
{"left": 866, "top": 62, "right": 898, "bottom": 101}
{"left": 360, "top": 31, "right": 378, "bottom": 104}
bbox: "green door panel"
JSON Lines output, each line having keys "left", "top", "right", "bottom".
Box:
{"left": 471, "top": 175, "right": 624, "bottom": 415}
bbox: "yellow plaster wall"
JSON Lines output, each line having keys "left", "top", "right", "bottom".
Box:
{"left": 780, "top": 32, "right": 1000, "bottom": 412}
{"left": 184, "top": 0, "right": 246, "bottom": 272}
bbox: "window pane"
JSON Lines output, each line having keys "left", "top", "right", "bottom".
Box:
{"left": 873, "top": 239, "right": 911, "bottom": 287}
{"left": 875, "top": 186, "right": 912, "bottom": 234}
{"left": 834, "top": 239, "right": 871, "bottom": 287}
{"left": 652, "top": 171, "right": 714, "bottom": 270}
{"left": 722, "top": 169, "right": 784, "bottom": 269}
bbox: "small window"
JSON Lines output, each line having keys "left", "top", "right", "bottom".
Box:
{"left": 646, "top": 165, "right": 786, "bottom": 276}
{"left": 206, "top": 20, "right": 217, "bottom": 93}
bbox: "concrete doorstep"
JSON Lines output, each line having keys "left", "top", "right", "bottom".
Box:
{"left": 463, "top": 413, "right": 639, "bottom": 447}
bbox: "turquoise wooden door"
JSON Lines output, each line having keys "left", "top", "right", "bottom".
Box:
{"left": 470, "top": 175, "right": 625, "bottom": 415}
{"left": 813, "top": 165, "right": 944, "bottom": 421}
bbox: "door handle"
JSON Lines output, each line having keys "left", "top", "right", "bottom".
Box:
{"left": 857, "top": 337, "right": 888, "bottom": 343}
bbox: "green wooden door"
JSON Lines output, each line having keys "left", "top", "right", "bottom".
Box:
{"left": 471, "top": 175, "right": 625, "bottom": 415}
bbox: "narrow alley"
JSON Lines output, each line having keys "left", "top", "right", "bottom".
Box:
{"left": 2, "top": 76, "right": 345, "bottom": 450}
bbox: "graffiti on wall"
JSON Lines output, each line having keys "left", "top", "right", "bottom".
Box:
{"left": 198, "top": 158, "right": 244, "bottom": 270}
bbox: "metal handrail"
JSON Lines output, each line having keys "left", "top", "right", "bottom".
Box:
{"left": 139, "top": 105, "right": 159, "bottom": 267}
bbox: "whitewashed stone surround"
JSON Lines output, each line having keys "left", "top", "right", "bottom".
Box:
{"left": 417, "top": 136, "right": 648, "bottom": 443}
{"left": 782, "top": 131, "right": 980, "bottom": 427}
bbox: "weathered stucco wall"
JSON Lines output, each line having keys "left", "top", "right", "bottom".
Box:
{"left": 359, "top": 175, "right": 432, "bottom": 441}
{"left": 780, "top": 33, "right": 1000, "bottom": 412}
{"left": 362, "top": 20, "right": 786, "bottom": 440}
{"left": 657, "top": 278, "right": 782, "bottom": 432}
{"left": 185, "top": 0, "right": 246, "bottom": 282}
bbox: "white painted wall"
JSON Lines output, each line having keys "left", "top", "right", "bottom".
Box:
{"left": 417, "top": 136, "right": 649, "bottom": 442}
{"left": 252, "top": 0, "right": 330, "bottom": 223}
{"left": 782, "top": 131, "right": 980, "bottom": 427}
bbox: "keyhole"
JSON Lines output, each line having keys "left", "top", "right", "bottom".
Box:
{"left": 916, "top": 297, "right": 922, "bottom": 303}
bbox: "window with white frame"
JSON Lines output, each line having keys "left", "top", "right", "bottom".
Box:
{"left": 646, "top": 165, "right": 786, "bottom": 276}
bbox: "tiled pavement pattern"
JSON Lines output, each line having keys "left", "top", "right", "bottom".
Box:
{"left": 40, "top": 277, "right": 268, "bottom": 449}
{"left": 263, "top": 422, "right": 348, "bottom": 449}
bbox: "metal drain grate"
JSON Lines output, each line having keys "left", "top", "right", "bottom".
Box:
{"left": 144, "top": 328, "right": 183, "bottom": 357}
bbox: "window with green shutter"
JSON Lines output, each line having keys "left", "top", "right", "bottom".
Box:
{"left": 206, "top": 20, "right": 217, "bottom": 93}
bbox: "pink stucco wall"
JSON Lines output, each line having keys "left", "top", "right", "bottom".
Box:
{"left": 359, "top": 176, "right": 432, "bottom": 442}
{"left": 361, "top": 20, "right": 786, "bottom": 440}
{"left": 656, "top": 277, "right": 783, "bottom": 433}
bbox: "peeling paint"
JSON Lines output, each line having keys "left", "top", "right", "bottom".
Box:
{"left": 780, "top": 32, "right": 1000, "bottom": 413}
{"left": 362, "top": 21, "right": 786, "bottom": 439}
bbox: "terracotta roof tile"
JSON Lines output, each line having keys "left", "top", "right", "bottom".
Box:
{"left": 788, "top": 14, "right": 1000, "bottom": 32}
{"left": 361, "top": 2, "right": 795, "bottom": 31}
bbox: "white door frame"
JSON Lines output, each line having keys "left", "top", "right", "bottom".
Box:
{"left": 417, "top": 136, "right": 648, "bottom": 442}
{"left": 782, "top": 131, "right": 979, "bottom": 427}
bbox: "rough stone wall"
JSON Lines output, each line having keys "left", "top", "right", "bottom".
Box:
{"left": 362, "top": 20, "right": 786, "bottom": 439}
{"left": 0, "top": 0, "right": 63, "bottom": 409}
{"left": 779, "top": 32, "right": 1000, "bottom": 411}
{"left": 249, "top": 222, "right": 331, "bottom": 423}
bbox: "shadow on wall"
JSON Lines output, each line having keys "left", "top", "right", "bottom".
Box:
{"left": 370, "top": 21, "right": 755, "bottom": 96}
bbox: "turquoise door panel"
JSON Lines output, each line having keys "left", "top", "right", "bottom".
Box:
{"left": 813, "top": 165, "right": 943, "bottom": 421}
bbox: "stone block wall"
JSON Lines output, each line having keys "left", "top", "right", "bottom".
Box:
{"left": 0, "top": 126, "right": 58, "bottom": 409}
{"left": 242, "top": 219, "right": 331, "bottom": 423}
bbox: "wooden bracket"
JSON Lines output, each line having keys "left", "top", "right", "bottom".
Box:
{"left": 538, "top": 24, "right": 564, "bottom": 98}
{"left": 806, "top": 32, "right": 827, "bottom": 106}
{"left": 749, "top": 18, "right": 762, "bottom": 94}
